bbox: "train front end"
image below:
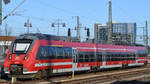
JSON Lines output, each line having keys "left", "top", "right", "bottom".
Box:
{"left": 3, "top": 34, "right": 38, "bottom": 78}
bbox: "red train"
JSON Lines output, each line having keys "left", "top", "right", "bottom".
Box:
{"left": 3, "top": 33, "right": 148, "bottom": 78}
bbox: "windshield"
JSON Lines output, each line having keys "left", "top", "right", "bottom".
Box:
{"left": 13, "top": 39, "right": 32, "bottom": 54}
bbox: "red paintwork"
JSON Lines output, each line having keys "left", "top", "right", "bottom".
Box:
{"left": 138, "top": 60, "right": 148, "bottom": 63}
{"left": 4, "top": 39, "right": 148, "bottom": 74}
{"left": 138, "top": 57, "right": 148, "bottom": 59}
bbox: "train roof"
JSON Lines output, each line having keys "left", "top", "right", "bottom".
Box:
{"left": 15, "top": 33, "right": 145, "bottom": 47}
{"left": 17, "top": 33, "right": 79, "bottom": 42}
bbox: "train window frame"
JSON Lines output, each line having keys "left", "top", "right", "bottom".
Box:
{"left": 49, "top": 46, "right": 56, "bottom": 59}
{"left": 36, "top": 46, "right": 49, "bottom": 59}
{"left": 97, "top": 53, "right": 102, "bottom": 62}
{"left": 111, "top": 54, "right": 114, "bottom": 61}
{"left": 78, "top": 53, "right": 84, "bottom": 63}
{"left": 56, "top": 47, "right": 64, "bottom": 59}
{"left": 90, "top": 52, "right": 95, "bottom": 62}
{"left": 12, "top": 39, "right": 33, "bottom": 54}
{"left": 85, "top": 54, "right": 89, "bottom": 62}
{"left": 64, "top": 47, "right": 72, "bottom": 59}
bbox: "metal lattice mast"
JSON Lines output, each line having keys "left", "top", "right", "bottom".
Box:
{"left": 76, "top": 16, "right": 80, "bottom": 41}
{"left": 51, "top": 19, "right": 66, "bottom": 36}
{"left": 0, "top": 0, "right": 1, "bottom": 25}
{"left": 24, "top": 19, "right": 32, "bottom": 34}
{"left": 107, "top": 1, "right": 113, "bottom": 44}
{"left": 145, "top": 20, "right": 148, "bottom": 52}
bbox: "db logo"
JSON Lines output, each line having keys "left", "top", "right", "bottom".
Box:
{"left": 15, "top": 57, "right": 19, "bottom": 60}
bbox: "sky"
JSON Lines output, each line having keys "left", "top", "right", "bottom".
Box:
{"left": 2, "top": 0, "right": 150, "bottom": 42}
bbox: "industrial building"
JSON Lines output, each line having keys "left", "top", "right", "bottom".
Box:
{"left": 94, "top": 23, "right": 136, "bottom": 45}
{"left": 0, "top": 36, "right": 15, "bottom": 58}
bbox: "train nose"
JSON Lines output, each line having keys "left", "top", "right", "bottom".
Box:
{"left": 12, "top": 54, "right": 26, "bottom": 62}
{"left": 15, "top": 56, "right": 20, "bottom": 60}
{"left": 10, "top": 54, "right": 25, "bottom": 64}
{"left": 10, "top": 64, "right": 23, "bottom": 75}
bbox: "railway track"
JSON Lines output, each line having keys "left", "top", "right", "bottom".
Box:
{"left": 52, "top": 66, "right": 150, "bottom": 84}
{"left": 1, "top": 65, "right": 150, "bottom": 84}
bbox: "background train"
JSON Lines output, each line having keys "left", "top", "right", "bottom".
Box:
{"left": 3, "top": 33, "right": 148, "bottom": 78}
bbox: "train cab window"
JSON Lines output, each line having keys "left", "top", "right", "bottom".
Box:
{"left": 13, "top": 39, "right": 33, "bottom": 54}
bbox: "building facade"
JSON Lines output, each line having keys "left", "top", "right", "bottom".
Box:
{"left": 0, "top": 36, "right": 15, "bottom": 58}
{"left": 94, "top": 24, "right": 108, "bottom": 43}
{"left": 94, "top": 23, "right": 136, "bottom": 44}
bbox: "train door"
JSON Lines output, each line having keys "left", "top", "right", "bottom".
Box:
{"left": 72, "top": 48, "right": 77, "bottom": 71}
{"left": 135, "top": 50, "right": 138, "bottom": 64}
{"left": 102, "top": 49, "right": 106, "bottom": 68}
{"left": 124, "top": 51, "right": 128, "bottom": 67}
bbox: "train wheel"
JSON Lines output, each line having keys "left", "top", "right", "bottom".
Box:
{"left": 122, "top": 64, "right": 128, "bottom": 69}
{"left": 144, "top": 62, "right": 148, "bottom": 66}
{"left": 33, "top": 70, "right": 48, "bottom": 80}
{"left": 90, "top": 66, "right": 98, "bottom": 74}
{"left": 40, "top": 70, "right": 48, "bottom": 80}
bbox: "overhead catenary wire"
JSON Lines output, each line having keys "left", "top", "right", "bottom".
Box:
{"left": 2, "top": 0, "right": 26, "bottom": 21}
{"left": 36, "top": 0, "right": 102, "bottom": 23}
{"left": 111, "top": 1, "right": 148, "bottom": 25}
{"left": 13, "top": 14, "right": 53, "bottom": 23}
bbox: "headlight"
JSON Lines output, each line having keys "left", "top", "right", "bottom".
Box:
{"left": 24, "top": 54, "right": 29, "bottom": 60}
{"left": 23, "top": 68, "right": 28, "bottom": 72}
{"left": 9, "top": 54, "right": 12, "bottom": 60}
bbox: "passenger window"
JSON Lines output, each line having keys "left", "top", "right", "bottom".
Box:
{"left": 49, "top": 47, "right": 56, "bottom": 59}
{"left": 64, "top": 47, "right": 72, "bottom": 59}
{"left": 36, "top": 46, "right": 49, "bottom": 59}
{"left": 85, "top": 54, "right": 89, "bottom": 62}
{"left": 97, "top": 54, "right": 100, "bottom": 61}
{"left": 106, "top": 54, "right": 109, "bottom": 61}
{"left": 78, "top": 54, "right": 84, "bottom": 63}
{"left": 90, "top": 53, "right": 95, "bottom": 62}
{"left": 56, "top": 47, "right": 63, "bottom": 59}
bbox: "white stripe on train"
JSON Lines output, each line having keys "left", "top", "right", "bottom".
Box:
{"left": 35, "top": 62, "right": 73, "bottom": 67}
{"left": 76, "top": 47, "right": 139, "bottom": 52}
{"left": 5, "top": 63, "right": 145, "bottom": 74}
{"left": 35, "top": 62, "right": 145, "bottom": 73}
